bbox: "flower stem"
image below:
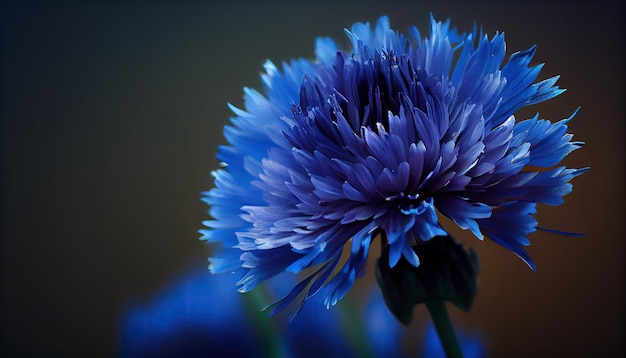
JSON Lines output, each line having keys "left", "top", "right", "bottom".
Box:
{"left": 338, "top": 295, "right": 375, "bottom": 358}
{"left": 425, "top": 300, "right": 463, "bottom": 358}
{"left": 242, "top": 288, "right": 286, "bottom": 358}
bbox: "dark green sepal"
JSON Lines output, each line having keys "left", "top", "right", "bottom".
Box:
{"left": 375, "top": 235, "right": 479, "bottom": 325}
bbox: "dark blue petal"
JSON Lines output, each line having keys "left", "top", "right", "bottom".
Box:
{"left": 477, "top": 201, "right": 538, "bottom": 270}
{"left": 436, "top": 196, "right": 492, "bottom": 239}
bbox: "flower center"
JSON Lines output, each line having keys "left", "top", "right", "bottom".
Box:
{"left": 395, "top": 194, "right": 433, "bottom": 216}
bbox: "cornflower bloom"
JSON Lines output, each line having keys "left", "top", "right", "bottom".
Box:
{"left": 200, "top": 15, "right": 586, "bottom": 318}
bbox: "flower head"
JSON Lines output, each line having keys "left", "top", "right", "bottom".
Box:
{"left": 200, "top": 15, "right": 586, "bottom": 314}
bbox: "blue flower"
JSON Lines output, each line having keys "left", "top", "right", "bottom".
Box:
{"left": 119, "top": 269, "right": 265, "bottom": 357}
{"left": 200, "top": 15, "right": 586, "bottom": 314}
{"left": 118, "top": 267, "right": 404, "bottom": 357}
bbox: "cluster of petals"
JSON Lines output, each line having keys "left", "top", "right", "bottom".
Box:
{"left": 200, "top": 16, "right": 586, "bottom": 314}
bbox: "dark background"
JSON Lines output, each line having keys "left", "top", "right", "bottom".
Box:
{"left": 1, "top": 0, "right": 623, "bottom": 356}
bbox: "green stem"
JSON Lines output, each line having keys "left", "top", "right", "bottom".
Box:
{"left": 338, "top": 295, "right": 375, "bottom": 358}
{"left": 425, "top": 300, "right": 463, "bottom": 358}
{"left": 242, "top": 288, "right": 286, "bottom": 358}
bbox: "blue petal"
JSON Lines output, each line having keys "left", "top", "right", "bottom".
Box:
{"left": 477, "top": 201, "right": 538, "bottom": 270}
{"left": 512, "top": 109, "right": 584, "bottom": 167}
{"left": 315, "top": 37, "right": 338, "bottom": 66}
{"left": 436, "top": 197, "right": 492, "bottom": 239}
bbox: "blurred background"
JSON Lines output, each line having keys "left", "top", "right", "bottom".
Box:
{"left": 1, "top": 0, "right": 623, "bottom": 356}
